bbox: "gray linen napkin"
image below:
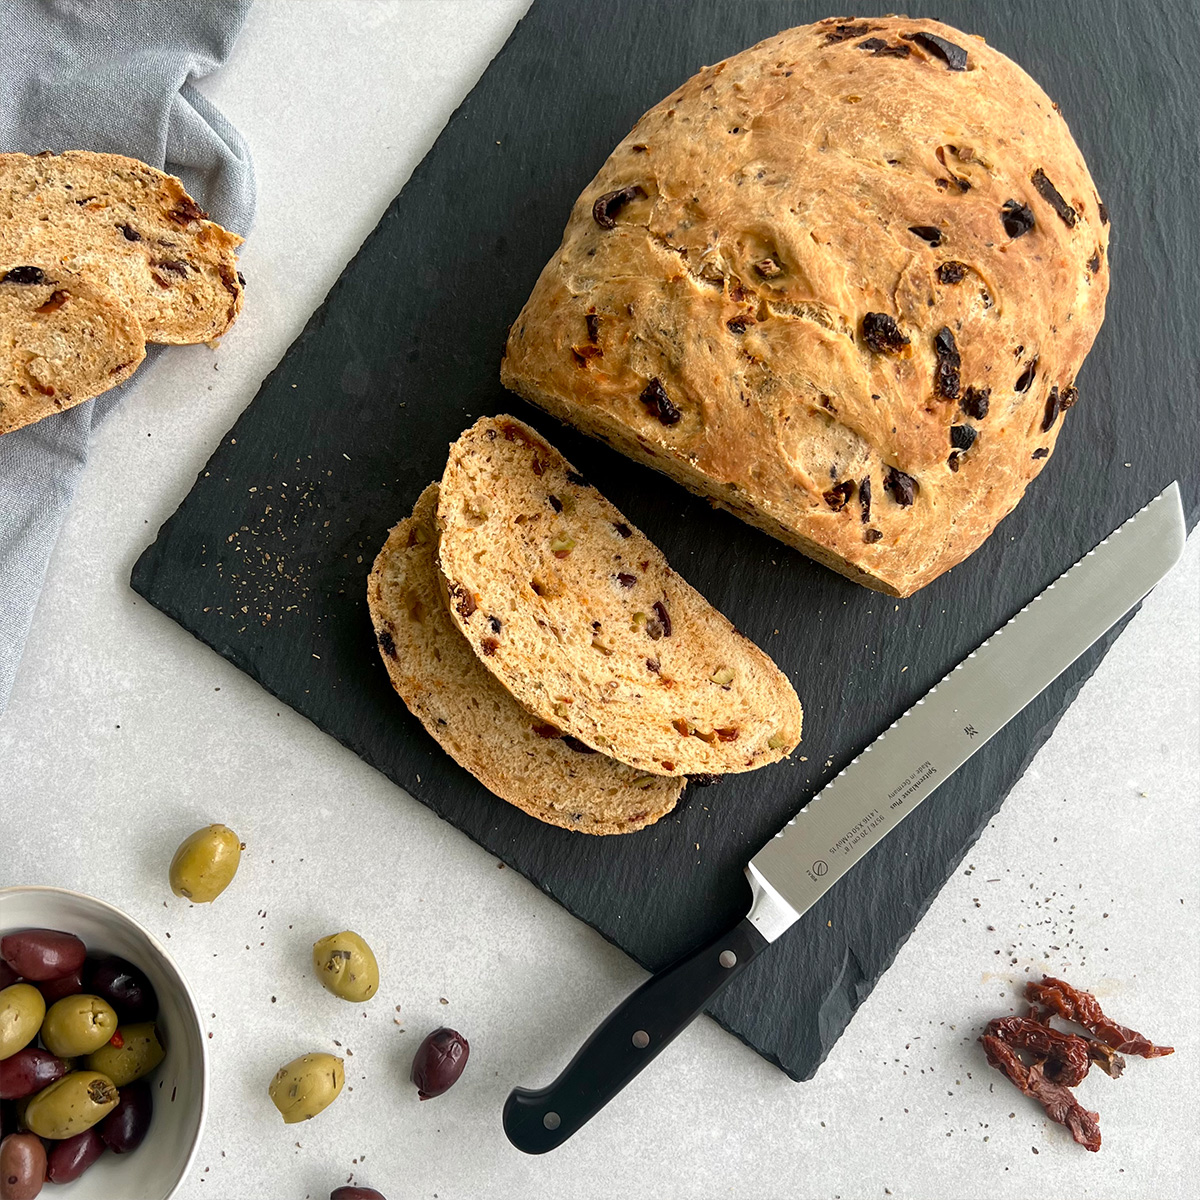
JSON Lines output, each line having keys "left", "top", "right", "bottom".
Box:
{"left": 0, "top": 0, "right": 256, "bottom": 713}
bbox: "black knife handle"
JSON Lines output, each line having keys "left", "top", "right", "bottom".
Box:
{"left": 503, "top": 915, "right": 766, "bottom": 1153}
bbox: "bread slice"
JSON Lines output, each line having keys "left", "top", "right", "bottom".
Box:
{"left": 368, "top": 483, "right": 684, "bottom": 834}
{"left": 500, "top": 17, "right": 1110, "bottom": 596}
{"left": 436, "top": 416, "right": 802, "bottom": 776}
{"left": 1, "top": 263, "right": 145, "bottom": 435}
{"left": 0, "top": 151, "right": 244, "bottom": 345}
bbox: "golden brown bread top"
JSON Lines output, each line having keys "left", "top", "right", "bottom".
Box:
{"left": 501, "top": 16, "right": 1110, "bottom": 595}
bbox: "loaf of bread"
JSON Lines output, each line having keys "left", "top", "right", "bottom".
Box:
{"left": 0, "top": 151, "right": 244, "bottom": 345}
{"left": 436, "top": 416, "right": 802, "bottom": 776}
{"left": 368, "top": 484, "right": 684, "bottom": 834}
{"left": 501, "top": 16, "right": 1110, "bottom": 596}
{"left": 1, "top": 264, "right": 145, "bottom": 435}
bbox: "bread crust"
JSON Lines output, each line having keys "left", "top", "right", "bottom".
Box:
{"left": 368, "top": 484, "right": 684, "bottom": 834}
{"left": 0, "top": 263, "right": 145, "bottom": 434}
{"left": 0, "top": 151, "right": 244, "bottom": 345}
{"left": 501, "top": 16, "right": 1110, "bottom": 596}
{"left": 436, "top": 416, "right": 802, "bottom": 776}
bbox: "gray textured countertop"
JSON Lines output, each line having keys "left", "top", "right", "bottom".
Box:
{"left": 1, "top": 4, "right": 1195, "bottom": 1197}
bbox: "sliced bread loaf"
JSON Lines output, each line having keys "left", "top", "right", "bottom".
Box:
{"left": 1, "top": 264, "right": 145, "bottom": 435}
{"left": 0, "top": 151, "right": 244, "bottom": 345}
{"left": 436, "top": 416, "right": 803, "bottom": 776}
{"left": 368, "top": 483, "right": 684, "bottom": 834}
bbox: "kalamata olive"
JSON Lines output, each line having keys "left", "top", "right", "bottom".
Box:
{"left": 411, "top": 1028, "right": 469, "bottom": 1099}
{"left": 312, "top": 931, "right": 379, "bottom": 1002}
{"left": 36, "top": 967, "right": 83, "bottom": 1006}
{"left": 84, "top": 1022, "right": 165, "bottom": 1086}
{"left": 40, "top": 995, "right": 118, "bottom": 1058}
{"left": 268, "top": 1053, "right": 344, "bottom": 1124}
{"left": 99, "top": 1079, "right": 152, "bottom": 1153}
{"left": 0, "top": 963, "right": 17, "bottom": 991}
{"left": 84, "top": 956, "right": 157, "bottom": 1024}
{"left": 0, "top": 930, "right": 86, "bottom": 982}
{"left": 331, "top": 1189, "right": 388, "bottom": 1200}
{"left": 169, "top": 824, "right": 243, "bottom": 902}
{"left": 0, "top": 1048, "right": 69, "bottom": 1100}
{"left": 46, "top": 1126, "right": 105, "bottom": 1184}
{"left": 0, "top": 985, "right": 45, "bottom": 1062}
{"left": 23, "top": 1071, "right": 118, "bottom": 1139}
{"left": 0, "top": 1130, "right": 47, "bottom": 1199}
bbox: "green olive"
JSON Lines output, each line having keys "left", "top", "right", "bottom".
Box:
{"left": 268, "top": 1053, "right": 344, "bottom": 1124}
{"left": 0, "top": 984, "right": 46, "bottom": 1062}
{"left": 169, "top": 823, "right": 243, "bottom": 902}
{"left": 312, "top": 931, "right": 380, "bottom": 1002}
{"left": 83, "top": 1021, "right": 166, "bottom": 1086}
{"left": 40, "top": 994, "right": 119, "bottom": 1058}
{"left": 23, "top": 1071, "right": 119, "bottom": 1139}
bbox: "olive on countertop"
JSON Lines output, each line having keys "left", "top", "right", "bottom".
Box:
{"left": 100, "top": 1079, "right": 152, "bottom": 1154}
{"left": 0, "top": 1130, "right": 47, "bottom": 1199}
{"left": 0, "top": 930, "right": 86, "bottom": 983}
{"left": 0, "top": 1048, "right": 69, "bottom": 1100}
{"left": 330, "top": 1189, "right": 388, "bottom": 1200}
{"left": 312, "top": 931, "right": 379, "bottom": 1003}
{"left": 169, "top": 824, "right": 244, "bottom": 903}
{"left": 40, "top": 995, "right": 119, "bottom": 1058}
{"left": 0, "top": 985, "right": 45, "bottom": 1062}
{"left": 268, "top": 1053, "right": 344, "bottom": 1124}
{"left": 23, "top": 1071, "right": 119, "bottom": 1140}
{"left": 85, "top": 956, "right": 158, "bottom": 1024}
{"left": 84, "top": 1022, "right": 165, "bottom": 1087}
{"left": 411, "top": 1028, "right": 469, "bottom": 1100}
{"left": 45, "top": 1126, "right": 106, "bottom": 1184}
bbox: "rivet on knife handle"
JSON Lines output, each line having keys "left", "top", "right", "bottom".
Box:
{"left": 502, "top": 916, "right": 767, "bottom": 1153}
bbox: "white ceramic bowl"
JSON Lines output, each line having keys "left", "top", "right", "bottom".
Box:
{"left": 0, "top": 886, "right": 207, "bottom": 1200}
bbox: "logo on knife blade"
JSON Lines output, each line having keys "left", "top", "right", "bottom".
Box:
{"left": 812, "top": 860, "right": 828, "bottom": 877}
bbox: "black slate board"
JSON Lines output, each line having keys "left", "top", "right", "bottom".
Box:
{"left": 132, "top": 0, "right": 1199, "bottom": 1080}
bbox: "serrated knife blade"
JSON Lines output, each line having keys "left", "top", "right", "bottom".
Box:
{"left": 504, "top": 482, "right": 1187, "bottom": 1153}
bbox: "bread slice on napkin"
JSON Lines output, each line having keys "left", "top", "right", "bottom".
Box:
{"left": 1, "top": 264, "right": 145, "bottom": 435}
{"left": 368, "top": 483, "right": 684, "bottom": 834}
{"left": 436, "top": 416, "right": 802, "bottom": 776}
{"left": 0, "top": 151, "right": 244, "bottom": 344}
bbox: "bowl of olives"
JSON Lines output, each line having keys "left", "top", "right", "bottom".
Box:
{"left": 0, "top": 886, "right": 207, "bottom": 1199}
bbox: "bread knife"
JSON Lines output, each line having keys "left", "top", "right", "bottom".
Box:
{"left": 503, "top": 482, "right": 1187, "bottom": 1153}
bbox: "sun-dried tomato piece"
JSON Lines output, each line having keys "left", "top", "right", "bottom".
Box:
{"left": 1031, "top": 168, "right": 1078, "bottom": 227}
{"left": 984, "top": 1017, "right": 1092, "bottom": 1087}
{"left": 950, "top": 424, "right": 977, "bottom": 451}
{"left": 884, "top": 466, "right": 917, "bottom": 507}
{"left": 859, "top": 476, "right": 872, "bottom": 524}
{"left": 960, "top": 386, "right": 990, "bottom": 419}
{"left": 980, "top": 1034, "right": 1101, "bottom": 1151}
{"left": 822, "top": 21, "right": 877, "bottom": 43}
{"left": 861, "top": 312, "right": 910, "bottom": 354}
{"left": 34, "top": 289, "right": 70, "bottom": 314}
{"left": 1015, "top": 357, "right": 1038, "bottom": 393}
{"left": 823, "top": 480, "right": 855, "bottom": 511}
{"left": 1025, "top": 978, "right": 1174, "bottom": 1058}
{"left": 1041, "top": 386, "right": 1062, "bottom": 432}
{"left": 168, "top": 196, "right": 208, "bottom": 224}
{"left": 937, "top": 260, "right": 968, "bottom": 284}
{"left": 592, "top": 184, "right": 646, "bottom": 229}
{"left": 448, "top": 582, "right": 476, "bottom": 620}
{"left": 640, "top": 377, "right": 681, "bottom": 426}
{"left": 1001, "top": 200, "right": 1035, "bottom": 238}
{"left": 1086, "top": 1041, "right": 1126, "bottom": 1079}
{"left": 933, "top": 326, "right": 961, "bottom": 400}
{"left": 901, "top": 30, "right": 969, "bottom": 70}
{"left": 908, "top": 225, "right": 943, "bottom": 247}
{"left": 616, "top": 572, "right": 637, "bottom": 588}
